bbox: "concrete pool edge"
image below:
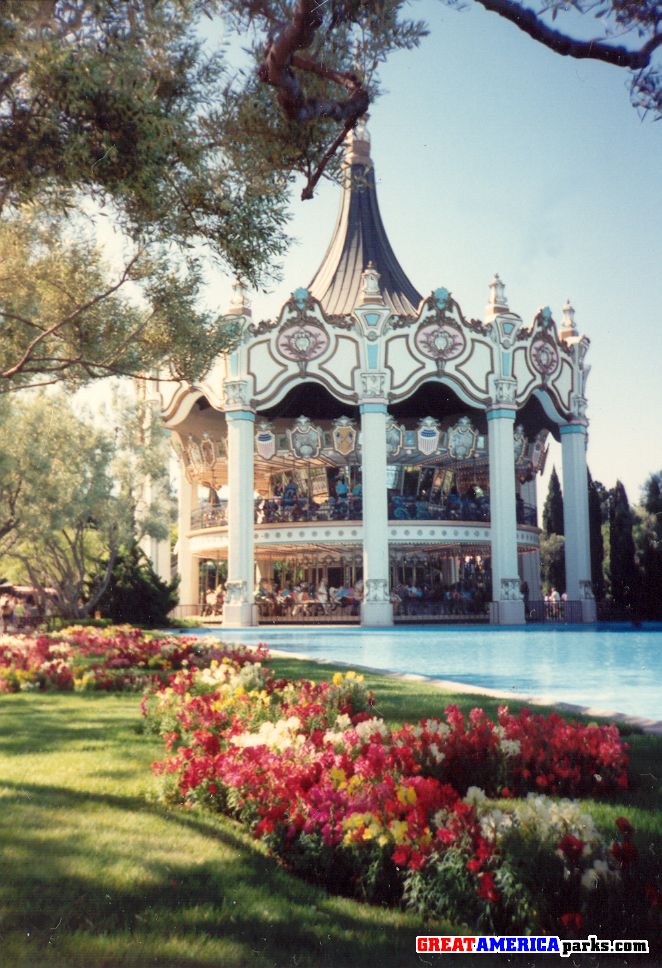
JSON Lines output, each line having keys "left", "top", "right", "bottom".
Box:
{"left": 248, "top": 643, "right": 662, "bottom": 736}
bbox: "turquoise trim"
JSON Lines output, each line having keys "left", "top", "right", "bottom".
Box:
{"left": 560, "top": 424, "right": 587, "bottom": 436}
{"left": 486, "top": 408, "right": 516, "bottom": 422}
{"left": 360, "top": 402, "right": 387, "bottom": 414}
{"left": 501, "top": 351, "right": 511, "bottom": 377}
{"left": 367, "top": 344, "right": 378, "bottom": 369}
{"left": 225, "top": 410, "right": 255, "bottom": 423}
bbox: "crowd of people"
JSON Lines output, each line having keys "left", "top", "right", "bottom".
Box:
{"left": 197, "top": 479, "right": 536, "bottom": 530}
{"left": 255, "top": 579, "right": 363, "bottom": 618}
{"left": 0, "top": 590, "right": 45, "bottom": 632}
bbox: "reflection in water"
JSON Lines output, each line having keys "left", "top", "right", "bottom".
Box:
{"left": 192, "top": 626, "right": 662, "bottom": 722}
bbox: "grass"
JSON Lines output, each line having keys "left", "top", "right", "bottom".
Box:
{"left": 0, "top": 654, "right": 660, "bottom": 968}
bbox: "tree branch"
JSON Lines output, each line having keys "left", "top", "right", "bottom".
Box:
{"left": 475, "top": 0, "right": 662, "bottom": 68}
{"left": 1, "top": 252, "right": 142, "bottom": 379}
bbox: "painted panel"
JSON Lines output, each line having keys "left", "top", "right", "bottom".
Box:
{"left": 512, "top": 346, "right": 536, "bottom": 401}
{"left": 553, "top": 358, "right": 574, "bottom": 411}
{"left": 455, "top": 338, "right": 493, "bottom": 396}
{"left": 318, "top": 335, "right": 360, "bottom": 391}
{"left": 248, "top": 339, "right": 289, "bottom": 397}
{"left": 385, "top": 334, "right": 425, "bottom": 390}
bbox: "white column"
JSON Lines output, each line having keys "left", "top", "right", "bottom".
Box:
{"left": 519, "top": 478, "right": 542, "bottom": 603}
{"left": 177, "top": 466, "right": 199, "bottom": 614}
{"left": 360, "top": 403, "right": 393, "bottom": 626}
{"left": 561, "top": 423, "right": 596, "bottom": 622}
{"left": 488, "top": 407, "right": 525, "bottom": 624}
{"left": 223, "top": 410, "right": 257, "bottom": 626}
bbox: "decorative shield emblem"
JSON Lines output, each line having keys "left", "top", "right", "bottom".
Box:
{"left": 416, "top": 416, "right": 441, "bottom": 455}
{"left": 385, "top": 417, "right": 404, "bottom": 458}
{"left": 332, "top": 416, "right": 357, "bottom": 457}
{"left": 447, "top": 417, "right": 478, "bottom": 460}
{"left": 255, "top": 421, "right": 276, "bottom": 460}
{"left": 287, "top": 415, "right": 322, "bottom": 460}
{"left": 513, "top": 424, "right": 528, "bottom": 465}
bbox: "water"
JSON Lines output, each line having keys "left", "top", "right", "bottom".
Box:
{"left": 188, "top": 625, "right": 662, "bottom": 724}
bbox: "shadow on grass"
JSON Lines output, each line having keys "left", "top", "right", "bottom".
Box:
{"left": 0, "top": 693, "right": 144, "bottom": 756}
{"left": 0, "top": 779, "right": 437, "bottom": 968}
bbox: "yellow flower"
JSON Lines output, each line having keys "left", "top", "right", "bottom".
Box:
{"left": 389, "top": 820, "right": 410, "bottom": 845}
{"left": 329, "top": 767, "right": 347, "bottom": 790}
{"left": 332, "top": 672, "right": 343, "bottom": 686}
{"left": 396, "top": 784, "right": 417, "bottom": 806}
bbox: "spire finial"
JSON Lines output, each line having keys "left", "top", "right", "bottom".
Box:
{"left": 227, "top": 279, "right": 251, "bottom": 318}
{"left": 560, "top": 297, "right": 578, "bottom": 341}
{"left": 485, "top": 272, "right": 509, "bottom": 321}
{"left": 345, "top": 114, "right": 371, "bottom": 166}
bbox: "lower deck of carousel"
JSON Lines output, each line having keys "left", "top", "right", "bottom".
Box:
{"left": 188, "top": 517, "right": 541, "bottom": 625}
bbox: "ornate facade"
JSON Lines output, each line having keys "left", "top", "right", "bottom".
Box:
{"left": 159, "top": 121, "right": 596, "bottom": 627}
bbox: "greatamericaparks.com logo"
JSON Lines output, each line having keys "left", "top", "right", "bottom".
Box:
{"left": 415, "top": 935, "right": 650, "bottom": 957}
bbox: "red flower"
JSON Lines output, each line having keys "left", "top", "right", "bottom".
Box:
{"left": 644, "top": 882, "right": 662, "bottom": 908}
{"left": 558, "top": 834, "right": 585, "bottom": 865}
{"left": 477, "top": 872, "right": 500, "bottom": 903}
{"left": 611, "top": 839, "right": 638, "bottom": 866}
{"left": 559, "top": 912, "right": 583, "bottom": 933}
{"left": 615, "top": 816, "right": 634, "bottom": 837}
{"left": 392, "top": 846, "right": 409, "bottom": 867}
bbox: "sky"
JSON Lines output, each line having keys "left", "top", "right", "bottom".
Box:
{"left": 86, "top": 1, "right": 662, "bottom": 504}
{"left": 198, "top": 0, "right": 662, "bottom": 504}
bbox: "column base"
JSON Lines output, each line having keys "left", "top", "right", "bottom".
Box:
{"left": 222, "top": 604, "right": 258, "bottom": 627}
{"left": 581, "top": 599, "right": 597, "bottom": 623}
{"left": 361, "top": 602, "right": 394, "bottom": 627}
{"left": 490, "top": 599, "right": 526, "bottom": 625}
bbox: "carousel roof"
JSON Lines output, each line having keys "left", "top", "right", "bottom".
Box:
{"left": 308, "top": 120, "right": 422, "bottom": 317}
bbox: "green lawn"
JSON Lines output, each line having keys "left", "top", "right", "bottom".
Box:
{"left": 0, "top": 655, "right": 660, "bottom": 968}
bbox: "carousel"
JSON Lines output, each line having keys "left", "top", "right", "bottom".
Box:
{"left": 157, "top": 120, "right": 596, "bottom": 627}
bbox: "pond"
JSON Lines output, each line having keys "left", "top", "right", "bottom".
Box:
{"left": 189, "top": 624, "right": 662, "bottom": 725}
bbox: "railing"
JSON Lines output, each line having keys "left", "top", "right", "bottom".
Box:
{"left": 190, "top": 500, "right": 537, "bottom": 530}
{"left": 524, "top": 600, "right": 583, "bottom": 624}
{"left": 190, "top": 506, "right": 228, "bottom": 530}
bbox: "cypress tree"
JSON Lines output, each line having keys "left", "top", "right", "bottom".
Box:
{"left": 609, "top": 481, "right": 639, "bottom": 616}
{"left": 542, "top": 466, "right": 564, "bottom": 536}
{"left": 588, "top": 471, "right": 605, "bottom": 601}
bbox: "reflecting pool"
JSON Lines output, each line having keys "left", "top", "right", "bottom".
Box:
{"left": 190, "top": 625, "right": 662, "bottom": 723}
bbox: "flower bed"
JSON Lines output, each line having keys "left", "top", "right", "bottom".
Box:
{"left": 145, "top": 654, "right": 659, "bottom": 938}
{"left": 0, "top": 625, "right": 266, "bottom": 693}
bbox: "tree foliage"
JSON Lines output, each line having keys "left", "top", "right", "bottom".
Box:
{"left": 0, "top": 391, "right": 172, "bottom": 617}
{"left": 539, "top": 532, "right": 565, "bottom": 596}
{"left": 588, "top": 472, "right": 605, "bottom": 602}
{"left": 542, "top": 466, "right": 564, "bottom": 537}
{"left": 608, "top": 480, "right": 639, "bottom": 616}
{"left": 634, "top": 471, "right": 662, "bottom": 620}
{"left": 96, "top": 542, "right": 178, "bottom": 626}
{"left": 0, "top": 214, "right": 240, "bottom": 391}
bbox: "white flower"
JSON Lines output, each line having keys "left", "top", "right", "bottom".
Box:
{"left": 354, "top": 717, "right": 389, "bottom": 741}
{"left": 464, "top": 786, "right": 487, "bottom": 806}
{"left": 335, "top": 714, "right": 351, "bottom": 730}
{"left": 500, "top": 739, "right": 521, "bottom": 758}
{"left": 428, "top": 742, "right": 445, "bottom": 764}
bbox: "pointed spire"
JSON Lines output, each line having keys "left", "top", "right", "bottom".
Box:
{"left": 485, "top": 273, "right": 509, "bottom": 322}
{"left": 560, "top": 297, "right": 578, "bottom": 341}
{"left": 226, "top": 280, "right": 251, "bottom": 317}
{"left": 308, "top": 119, "right": 421, "bottom": 316}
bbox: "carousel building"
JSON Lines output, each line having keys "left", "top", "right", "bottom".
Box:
{"left": 159, "top": 120, "right": 596, "bottom": 627}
